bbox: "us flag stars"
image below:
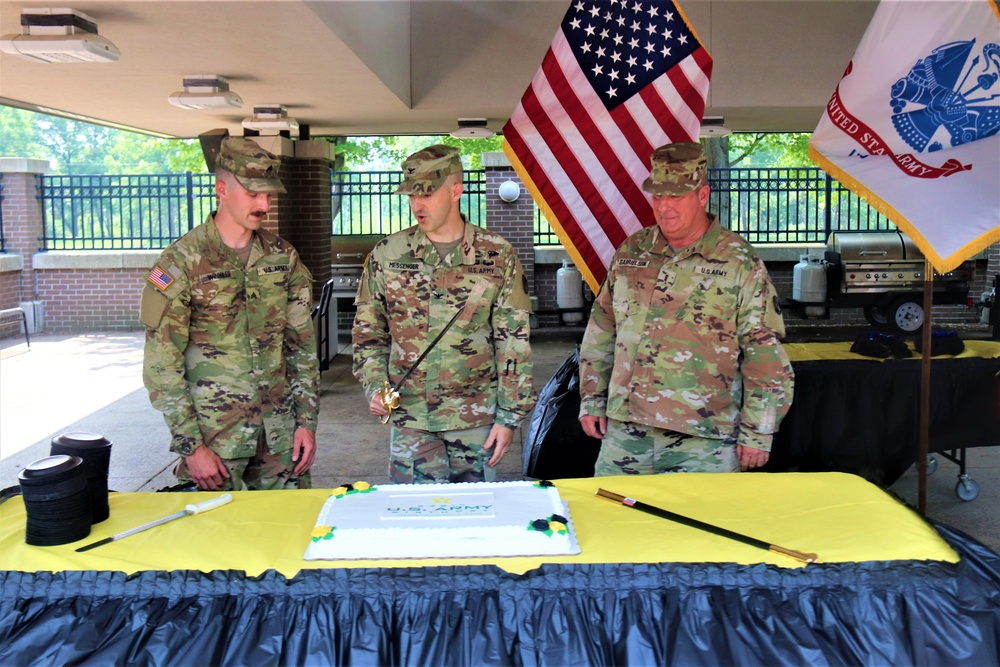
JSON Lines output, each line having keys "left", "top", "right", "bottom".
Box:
{"left": 564, "top": 0, "right": 698, "bottom": 109}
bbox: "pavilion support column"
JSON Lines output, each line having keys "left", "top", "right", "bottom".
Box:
{"left": 482, "top": 152, "right": 535, "bottom": 294}
{"left": 249, "top": 137, "right": 334, "bottom": 305}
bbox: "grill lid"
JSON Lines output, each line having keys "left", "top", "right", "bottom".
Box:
{"left": 827, "top": 231, "right": 922, "bottom": 263}
{"left": 331, "top": 234, "right": 382, "bottom": 267}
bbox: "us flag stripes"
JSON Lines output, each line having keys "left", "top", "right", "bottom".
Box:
{"left": 503, "top": 0, "right": 712, "bottom": 289}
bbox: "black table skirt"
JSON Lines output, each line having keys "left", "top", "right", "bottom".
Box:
{"left": 768, "top": 357, "right": 1000, "bottom": 485}
{"left": 2, "top": 523, "right": 998, "bottom": 666}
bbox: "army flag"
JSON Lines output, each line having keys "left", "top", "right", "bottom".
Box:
{"left": 503, "top": 0, "right": 711, "bottom": 290}
{"left": 809, "top": 0, "right": 1000, "bottom": 273}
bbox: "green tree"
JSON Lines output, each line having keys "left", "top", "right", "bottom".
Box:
{"left": 0, "top": 107, "right": 48, "bottom": 161}
{"left": 726, "top": 133, "right": 812, "bottom": 168}
{"left": 335, "top": 135, "right": 503, "bottom": 170}
{"left": 0, "top": 106, "right": 204, "bottom": 173}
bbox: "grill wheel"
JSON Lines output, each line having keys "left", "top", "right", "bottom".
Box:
{"left": 890, "top": 296, "right": 924, "bottom": 333}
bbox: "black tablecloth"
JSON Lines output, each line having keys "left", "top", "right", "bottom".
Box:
{"left": 525, "top": 352, "right": 1000, "bottom": 485}
{"left": 767, "top": 356, "right": 1000, "bottom": 484}
{"left": 2, "top": 522, "right": 998, "bottom": 666}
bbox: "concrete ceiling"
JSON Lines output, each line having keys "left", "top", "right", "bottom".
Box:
{"left": 0, "top": 0, "right": 877, "bottom": 140}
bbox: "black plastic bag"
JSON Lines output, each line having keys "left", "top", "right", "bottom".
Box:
{"left": 522, "top": 349, "right": 602, "bottom": 479}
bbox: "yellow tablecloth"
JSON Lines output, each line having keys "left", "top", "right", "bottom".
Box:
{"left": 784, "top": 338, "right": 1000, "bottom": 362}
{"left": 0, "top": 473, "right": 958, "bottom": 576}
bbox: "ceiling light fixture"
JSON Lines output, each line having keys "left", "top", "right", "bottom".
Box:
{"left": 700, "top": 116, "right": 733, "bottom": 138}
{"left": 242, "top": 104, "right": 299, "bottom": 134}
{"left": 450, "top": 118, "right": 494, "bottom": 139}
{"left": 0, "top": 8, "right": 121, "bottom": 63}
{"left": 168, "top": 75, "right": 243, "bottom": 110}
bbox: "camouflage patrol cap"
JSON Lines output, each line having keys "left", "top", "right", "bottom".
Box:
{"left": 642, "top": 142, "right": 708, "bottom": 195}
{"left": 216, "top": 137, "right": 287, "bottom": 194}
{"left": 394, "top": 144, "right": 463, "bottom": 195}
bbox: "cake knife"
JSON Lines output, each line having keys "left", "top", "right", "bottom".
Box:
{"left": 75, "top": 493, "right": 233, "bottom": 552}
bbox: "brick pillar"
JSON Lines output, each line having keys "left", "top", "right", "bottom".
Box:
{"left": 482, "top": 152, "right": 535, "bottom": 293}
{"left": 284, "top": 149, "right": 334, "bottom": 303}
{"left": 0, "top": 158, "right": 49, "bottom": 305}
{"left": 247, "top": 137, "right": 334, "bottom": 304}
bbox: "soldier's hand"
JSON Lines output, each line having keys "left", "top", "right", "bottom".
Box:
{"left": 580, "top": 415, "right": 607, "bottom": 439}
{"left": 484, "top": 424, "right": 514, "bottom": 468}
{"left": 369, "top": 393, "right": 389, "bottom": 417}
{"left": 292, "top": 427, "right": 317, "bottom": 475}
{"left": 737, "top": 444, "right": 769, "bottom": 471}
{"left": 186, "top": 446, "right": 231, "bottom": 490}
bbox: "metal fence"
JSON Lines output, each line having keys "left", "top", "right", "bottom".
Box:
{"left": 36, "top": 167, "right": 891, "bottom": 251}
{"left": 38, "top": 173, "right": 216, "bottom": 251}
{"left": 709, "top": 168, "right": 891, "bottom": 244}
{"left": 532, "top": 168, "right": 892, "bottom": 246}
{"left": 332, "top": 170, "right": 486, "bottom": 235}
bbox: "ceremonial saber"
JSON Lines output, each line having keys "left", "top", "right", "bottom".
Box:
{"left": 377, "top": 303, "right": 467, "bottom": 424}
{"left": 75, "top": 493, "right": 233, "bottom": 552}
{"left": 596, "top": 489, "right": 817, "bottom": 564}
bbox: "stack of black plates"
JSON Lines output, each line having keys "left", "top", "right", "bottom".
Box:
{"left": 50, "top": 432, "right": 113, "bottom": 523}
{"left": 18, "top": 455, "right": 92, "bottom": 546}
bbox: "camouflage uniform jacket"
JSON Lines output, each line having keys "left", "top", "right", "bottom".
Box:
{"left": 352, "top": 221, "right": 535, "bottom": 431}
{"left": 141, "top": 214, "right": 320, "bottom": 459}
{"left": 578, "top": 218, "right": 794, "bottom": 452}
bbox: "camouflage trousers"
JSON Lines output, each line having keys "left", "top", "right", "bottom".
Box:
{"left": 594, "top": 419, "right": 738, "bottom": 475}
{"left": 174, "top": 429, "right": 310, "bottom": 490}
{"left": 389, "top": 424, "right": 497, "bottom": 484}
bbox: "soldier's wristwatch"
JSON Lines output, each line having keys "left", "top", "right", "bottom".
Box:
{"left": 176, "top": 441, "right": 198, "bottom": 456}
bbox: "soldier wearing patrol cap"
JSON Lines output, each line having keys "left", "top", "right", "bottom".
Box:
{"left": 353, "top": 144, "right": 535, "bottom": 484}
{"left": 141, "top": 137, "right": 319, "bottom": 491}
{"left": 579, "top": 141, "right": 794, "bottom": 475}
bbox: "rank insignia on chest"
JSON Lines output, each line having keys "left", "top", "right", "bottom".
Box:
{"left": 147, "top": 266, "right": 174, "bottom": 290}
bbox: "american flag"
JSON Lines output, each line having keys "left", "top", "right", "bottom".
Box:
{"left": 148, "top": 266, "right": 174, "bottom": 290}
{"left": 503, "top": 0, "right": 712, "bottom": 289}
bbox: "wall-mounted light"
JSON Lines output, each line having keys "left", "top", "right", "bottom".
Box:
{"left": 497, "top": 180, "right": 521, "bottom": 203}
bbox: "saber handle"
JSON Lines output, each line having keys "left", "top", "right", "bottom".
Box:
{"left": 595, "top": 488, "right": 817, "bottom": 564}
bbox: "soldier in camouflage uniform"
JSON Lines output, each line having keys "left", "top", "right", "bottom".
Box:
{"left": 141, "top": 137, "right": 320, "bottom": 491}
{"left": 579, "top": 142, "right": 794, "bottom": 474}
{"left": 353, "top": 144, "right": 535, "bottom": 484}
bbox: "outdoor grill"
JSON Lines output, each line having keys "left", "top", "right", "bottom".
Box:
{"left": 329, "top": 235, "right": 382, "bottom": 299}
{"left": 825, "top": 231, "right": 972, "bottom": 294}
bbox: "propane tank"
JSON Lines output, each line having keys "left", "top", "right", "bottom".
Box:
{"left": 556, "top": 259, "right": 584, "bottom": 324}
{"left": 792, "top": 252, "right": 827, "bottom": 318}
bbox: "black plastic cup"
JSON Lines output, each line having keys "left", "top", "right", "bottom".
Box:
{"left": 50, "top": 432, "right": 113, "bottom": 523}
{"left": 18, "top": 455, "right": 92, "bottom": 546}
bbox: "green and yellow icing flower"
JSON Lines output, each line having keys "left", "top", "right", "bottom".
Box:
{"left": 311, "top": 525, "right": 334, "bottom": 542}
{"left": 528, "top": 513, "right": 569, "bottom": 537}
{"left": 330, "top": 481, "right": 377, "bottom": 499}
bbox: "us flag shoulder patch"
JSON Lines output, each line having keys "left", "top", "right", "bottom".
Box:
{"left": 148, "top": 266, "right": 174, "bottom": 290}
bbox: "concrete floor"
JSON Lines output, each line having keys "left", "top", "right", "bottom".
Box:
{"left": 1, "top": 326, "right": 997, "bottom": 554}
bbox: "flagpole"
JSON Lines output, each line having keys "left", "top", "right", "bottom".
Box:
{"left": 918, "top": 260, "right": 933, "bottom": 515}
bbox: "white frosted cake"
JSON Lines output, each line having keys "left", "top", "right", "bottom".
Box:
{"left": 303, "top": 480, "right": 581, "bottom": 560}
